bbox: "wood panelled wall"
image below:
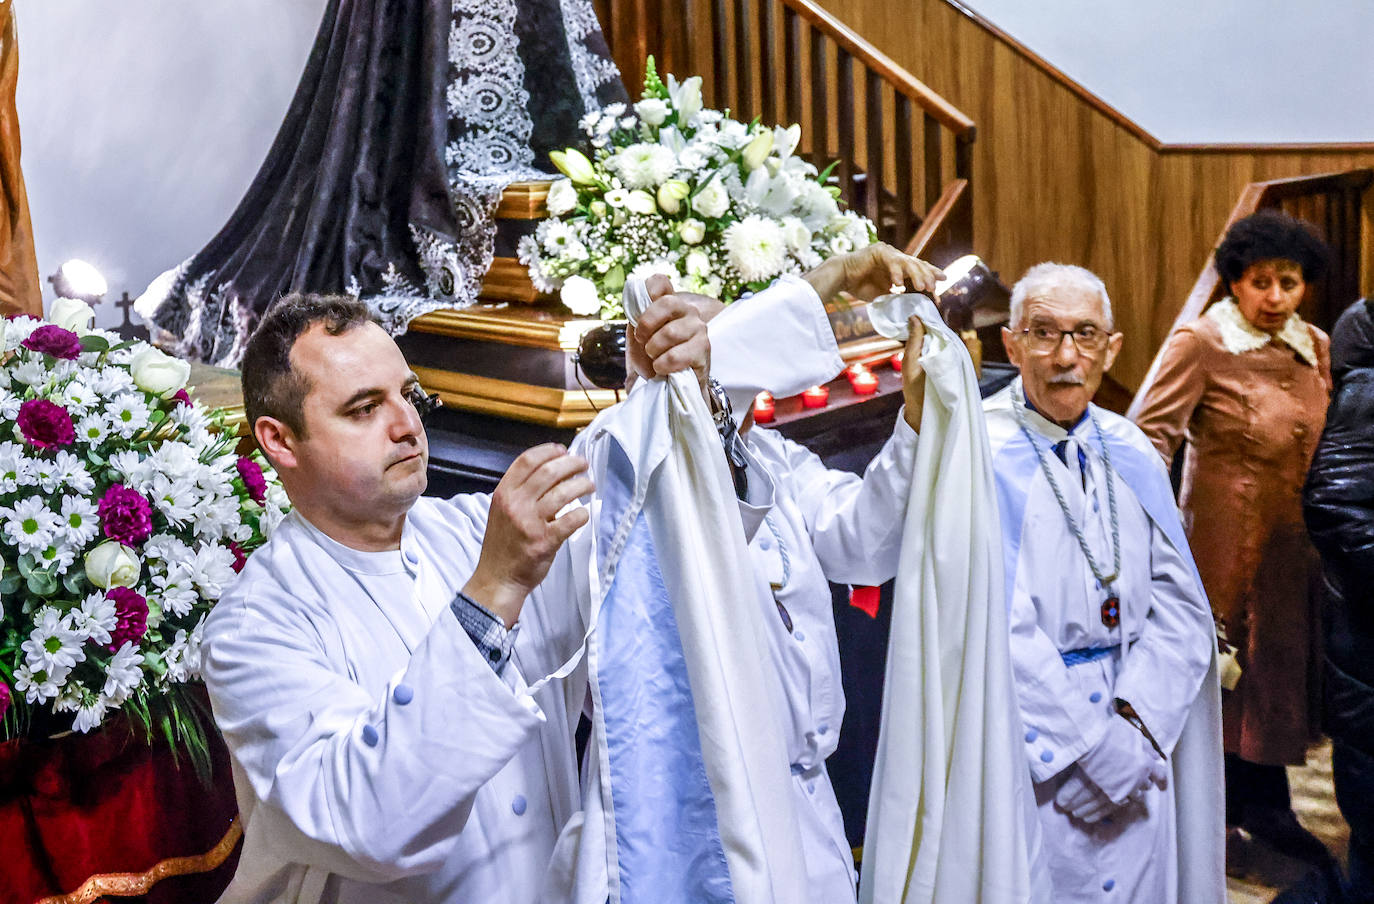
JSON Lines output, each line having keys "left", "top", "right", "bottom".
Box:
{"left": 810, "top": 0, "right": 1374, "bottom": 388}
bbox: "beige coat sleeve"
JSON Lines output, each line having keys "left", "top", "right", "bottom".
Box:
{"left": 1131, "top": 326, "right": 1208, "bottom": 466}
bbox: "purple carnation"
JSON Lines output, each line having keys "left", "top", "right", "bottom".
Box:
{"left": 227, "top": 540, "right": 247, "bottom": 574}
{"left": 16, "top": 399, "right": 75, "bottom": 449}
{"left": 171, "top": 389, "right": 192, "bottom": 407}
{"left": 236, "top": 456, "right": 267, "bottom": 504}
{"left": 21, "top": 324, "right": 82, "bottom": 360}
{"left": 98, "top": 484, "right": 154, "bottom": 546}
{"left": 106, "top": 586, "right": 149, "bottom": 651}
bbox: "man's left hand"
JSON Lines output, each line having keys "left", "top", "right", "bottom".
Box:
{"left": 803, "top": 242, "right": 944, "bottom": 305}
{"left": 629, "top": 274, "right": 710, "bottom": 385}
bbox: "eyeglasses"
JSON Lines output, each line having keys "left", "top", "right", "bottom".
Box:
{"left": 405, "top": 384, "right": 443, "bottom": 420}
{"left": 1016, "top": 324, "right": 1111, "bottom": 355}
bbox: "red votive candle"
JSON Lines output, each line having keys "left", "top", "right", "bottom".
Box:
{"left": 753, "top": 391, "right": 775, "bottom": 423}
{"left": 801, "top": 385, "right": 829, "bottom": 408}
{"left": 889, "top": 351, "right": 904, "bottom": 374}
{"left": 851, "top": 371, "right": 879, "bottom": 395}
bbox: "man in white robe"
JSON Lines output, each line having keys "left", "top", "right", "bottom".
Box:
{"left": 985, "top": 263, "right": 1224, "bottom": 903}
{"left": 203, "top": 291, "right": 711, "bottom": 904}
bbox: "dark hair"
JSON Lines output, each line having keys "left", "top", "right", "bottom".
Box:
{"left": 1214, "top": 209, "right": 1330, "bottom": 285}
{"left": 241, "top": 293, "right": 378, "bottom": 438}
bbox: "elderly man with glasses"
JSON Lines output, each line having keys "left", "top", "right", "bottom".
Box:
{"left": 982, "top": 262, "right": 1224, "bottom": 903}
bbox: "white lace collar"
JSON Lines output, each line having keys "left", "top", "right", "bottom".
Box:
{"left": 1205, "top": 298, "right": 1317, "bottom": 367}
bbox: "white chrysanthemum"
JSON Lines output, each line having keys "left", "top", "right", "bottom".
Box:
{"left": 70, "top": 591, "right": 117, "bottom": 647}
{"left": 0, "top": 441, "right": 36, "bottom": 493}
{"left": 156, "top": 581, "right": 200, "bottom": 619}
{"left": 144, "top": 532, "right": 193, "bottom": 565}
{"left": 1, "top": 315, "right": 40, "bottom": 352}
{"left": 74, "top": 413, "right": 111, "bottom": 446}
{"left": 0, "top": 389, "right": 19, "bottom": 421}
{"left": 49, "top": 450, "right": 94, "bottom": 495}
{"left": 102, "top": 642, "right": 144, "bottom": 703}
{"left": 723, "top": 216, "right": 788, "bottom": 282}
{"left": 10, "top": 358, "right": 50, "bottom": 388}
{"left": 3, "top": 496, "right": 62, "bottom": 556}
{"left": 613, "top": 143, "right": 677, "bottom": 189}
{"left": 167, "top": 401, "right": 211, "bottom": 433}
{"left": 190, "top": 543, "right": 238, "bottom": 601}
{"left": 90, "top": 365, "right": 135, "bottom": 398}
{"left": 147, "top": 441, "right": 202, "bottom": 482}
{"left": 35, "top": 540, "right": 77, "bottom": 575}
{"left": 22, "top": 607, "right": 86, "bottom": 675}
{"left": 60, "top": 378, "right": 99, "bottom": 416}
{"left": 693, "top": 177, "right": 730, "bottom": 219}
{"left": 109, "top": 392, "right": 151, "bottom": 439}
{"left": 108, "top": 449, "right": 151, "bottom": 488}
{"left": 193, "top": 494, "right": 243, "bottom": 542}
{"left": 148, "top": 473, "right": 198, "bottom": 528}
{"left": 73, "top": 696, "right": 109, "bottom": 733}
{"left": 164, "top": 616, "right": 207, "bottom": 683}
{"left": 15, "top": 661, "right": 68, "bottom": 704}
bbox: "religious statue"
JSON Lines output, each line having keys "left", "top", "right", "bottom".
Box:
{"left": 135, "top": 0, "right": 626, "bottom": 365}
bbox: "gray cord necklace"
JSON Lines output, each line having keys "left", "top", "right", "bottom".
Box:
{"left": 1013, "top": 390, "right": 1123, "bottom": 629}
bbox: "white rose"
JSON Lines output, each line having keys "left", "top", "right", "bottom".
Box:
{"left": 677, "top": 218, "right": 706, "bottom": 245}
{"left": 625, "top": 190, "right": 657, "bottom": 215}
{"left": 85, "top": 541, "right": 141, "bottom": 589}
{"left": 634, "top": 98, "right": 670, "bottom": 126}
{"left": 48, "top": 297, "right": 96, "bottom": 334}
{"left": 129, "top": 346, "right": 191, "bottom": 398}
{"left": 693, "top": 178, "right": 729, "bottom": 219}
{"left": 560, "top": 276, "right": 603, "bottom": 316}
{"left": 685, "top": 250, "right": 712, "bottom": 278}
{"left": 545, "top": 179, "right": 578, "bottom": 216}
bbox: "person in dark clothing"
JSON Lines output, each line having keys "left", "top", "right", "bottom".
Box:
{"left": 1303, "top": 297, "right": 1374, "bottom": 904}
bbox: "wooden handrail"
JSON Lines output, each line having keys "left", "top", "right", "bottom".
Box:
{"left": 780, "top": 0, "right": 975, "bottom": 137}
{"left": 1127, "top": 167, "right": 1373, "bottom": 419}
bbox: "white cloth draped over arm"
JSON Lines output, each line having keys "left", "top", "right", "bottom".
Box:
{"left": 203, "top": 577, "right": 545, "bottom": 884}
{"left": 708, "top": 274, "right": 845, "bottom": 422}
{"left": 860, "top": 296, "right": 1044, "bottom": 904}
{"left": 560, "top": 279, "right": 808, "bottom": 904}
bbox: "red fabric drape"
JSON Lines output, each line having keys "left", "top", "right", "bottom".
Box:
{"left": 0, "top": 699, "right": 239, "bottom": 904}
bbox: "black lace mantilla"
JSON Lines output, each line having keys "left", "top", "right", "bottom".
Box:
{"left": 135, "top": 0, "right": 625, "bottom": 366}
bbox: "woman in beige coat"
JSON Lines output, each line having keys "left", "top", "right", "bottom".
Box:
{"left": 1132, "top": 210, "right": 1332, "bottom": 868}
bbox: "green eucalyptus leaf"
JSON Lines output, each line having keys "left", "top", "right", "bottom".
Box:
{"left": 25, "top": 571, "right": 58, "bottom": 597}
{"left": 78, "top": 334, "right": 110, "bottom": 353}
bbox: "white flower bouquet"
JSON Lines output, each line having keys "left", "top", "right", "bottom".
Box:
{"left": 0, "top": 301, "right": 287, "bottom": 759}
{"left": 520, "top": 58, "right": 876, "bottom": 319}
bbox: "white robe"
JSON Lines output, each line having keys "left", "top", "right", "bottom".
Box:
{"left": 742, "top": 413, "right": 920, "bottom": 903}
{"left": 983, "top": 380, "right": 1224, "bottom": 904}
{"left": 202, "top": 499, "right": 590, "bottom": 904}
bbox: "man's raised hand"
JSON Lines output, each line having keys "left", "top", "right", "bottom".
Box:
{"left": 803, "top": 242, "right": 945, "bottom": 304}
{"left": 629, "top": 274, "right": 711, "bottom": 384}
{"left": 463, "top": 444, "right": 593, "bottom": 628}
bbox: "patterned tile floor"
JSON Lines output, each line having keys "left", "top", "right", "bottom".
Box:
{"left": 1228, "top": 740, "right": 1350, "bottom": 903}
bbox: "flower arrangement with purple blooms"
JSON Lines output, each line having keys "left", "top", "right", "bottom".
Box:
{"left": 519, "top": 57, "right": 876, "bottom": 320}
{"left": 0, "top": 299, "right": 288, "bottom": 746}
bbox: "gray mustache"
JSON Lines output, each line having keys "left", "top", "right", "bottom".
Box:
{"left": 1047, "top": 372, "right": 1085, "bottom": 385}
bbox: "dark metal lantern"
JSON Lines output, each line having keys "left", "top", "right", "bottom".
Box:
{"left": 575, "top": 321, "right": 628, "bottom": 390}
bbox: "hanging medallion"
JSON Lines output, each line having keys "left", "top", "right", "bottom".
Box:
{"left": 1101, "top": 596, "right": 1121, "bottom": 629}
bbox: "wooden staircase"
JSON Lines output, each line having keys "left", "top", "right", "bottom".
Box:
{"left": 596, "top": 0, "right": 977, "bottom": 263}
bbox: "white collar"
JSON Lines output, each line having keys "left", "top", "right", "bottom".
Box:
{"left": 1010, "top": 377, "right": 1092, "bottom": 443}
{"left": 1206, "top": 298, "right": 1317, "bottom": 367}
